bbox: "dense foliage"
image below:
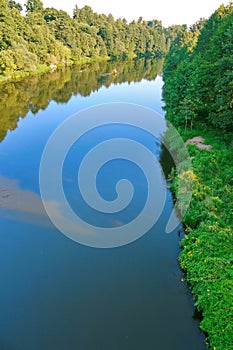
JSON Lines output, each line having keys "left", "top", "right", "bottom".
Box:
{"left": 163, "top": 3, "right": 233, "bottom": 350}
{"left": 163, "top": 3, "right": 233, "bottom": 132}
{"left": 1, "top": 1, "right": 232, "bottom": 348}
{"left": 0, "top": 0, "right": 167, "bottom": 79}
{"left": 169, "top": 129, "right": 233, "bottom": 350}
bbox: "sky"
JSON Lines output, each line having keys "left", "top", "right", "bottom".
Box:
{"left": 18, "top": 0, "right": 230, "bottom": 27}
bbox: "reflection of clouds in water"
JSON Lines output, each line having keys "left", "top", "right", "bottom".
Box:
{"left": 0, "top": 176, "right": 94, "bottom": 235}
{"left": 0, "top": 176, "right": 46, "bottom": 216}
{"left": 45, "top": 200, "right": 95, "bottom": 236}
{"left": 113, "top": 220, "right": 125, "bottom": 227}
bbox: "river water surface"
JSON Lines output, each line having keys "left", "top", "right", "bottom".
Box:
{"left": 0, "top": 60, "right": 206, "bottom": 349}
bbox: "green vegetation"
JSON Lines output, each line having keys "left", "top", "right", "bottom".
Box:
{"left": 163, "top": 3, "right": 233, "bottom": 349}
{"left": 1, "top": 1, "right": 232, "bottom": 348}
{"left": 0, "top": 0, "right": 167, "bottom": 81}
{"left": 163, "top": 3, "right": 233, "bottom": 133}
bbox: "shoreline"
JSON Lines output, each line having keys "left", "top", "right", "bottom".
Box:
{"left": 0, "top": 55, "right": 112, "bottom": 85}
{"left": 169, "top": 127, "right": 233, "bottom": 349}
{"left": 1, "top": 52, "right": 232, "bottom": 348}
{"left": 0, "top": 53, "right": 142, "bottom": 85}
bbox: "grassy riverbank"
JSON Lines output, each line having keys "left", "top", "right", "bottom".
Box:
{"left": 170, "top": 127, "right": 233, "bottom": 350}
{"left": 163, "top": 4, "right": 233, "bottom": 348}
{"left": 0, "top": 56, "right": 111, "bottom": 85}
{"left": 0, "top": 64, "right": 51, "bottom": 84}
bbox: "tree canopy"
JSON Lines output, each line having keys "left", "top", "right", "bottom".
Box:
{"left": 0, "top": 0, "right": 168, "bottom": 77}
{"left": 163, "top": 3, "right": 233, "bottom": 132}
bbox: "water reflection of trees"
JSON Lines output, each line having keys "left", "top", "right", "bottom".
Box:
{"left": 0, "top": 58, "right": 163, "bottom": 141}
{"left": 159, "top": 143, "right": 176, "bottom": 180}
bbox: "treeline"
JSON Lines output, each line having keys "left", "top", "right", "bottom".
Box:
{"left": 0, "top": 58, "right": 162, "bottom": 141}
{"left": 163, "top": 2, "right": 233, "bottom": 133}
{"left": 163, "top": 3, "right": 233, "bottom": 350}
{"left": 0, "top": 0, "right": 168, "bottom": 77}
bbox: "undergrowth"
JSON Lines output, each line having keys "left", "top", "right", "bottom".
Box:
{"left": 170, "top": 128, "right": 233, "bottom": 350}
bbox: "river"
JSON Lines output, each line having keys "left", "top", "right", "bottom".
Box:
{"left": 0, "top": 59, "right": 206, "bottom": 349}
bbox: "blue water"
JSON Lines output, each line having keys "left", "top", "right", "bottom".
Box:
{"left": 0, "top": 63, "right": 206, "bottom": 349}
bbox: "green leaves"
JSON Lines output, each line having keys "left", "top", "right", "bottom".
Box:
{"left": 0, "top": 3, "right": 169, "bottom": 77}
{"left": 25, "top": 0, "right": 44, "bottom": 13}
{"left": 163, "top": 4, "right": 233, "bottom": 348}
{"left": 177, "top": 132, "right": 233, "bottom": 350}
{"left": 0, "top": 49, "right": 16, "bottom": 74}
{"left": 163, "top": 3, "right": 233, "bottom": 131}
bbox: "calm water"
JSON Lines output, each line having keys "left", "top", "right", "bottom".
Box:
{"left": 0, "top": 60, "right": 206, "bottom": 349}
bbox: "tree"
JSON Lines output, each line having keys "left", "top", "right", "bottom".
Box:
{"left": 163, "top": 2, "right": 233, "bottom": 131}
{"left": 8, "top": 0, "right": 23, "bottom": 11}
{"left": 25, "top": 0, "right": 43, "bottom": 13}
{"left": 0, "top": 1, "right": 168, "bottom": 76}
{"left": 0, "top": 49, "right": 16, "bottom": 74}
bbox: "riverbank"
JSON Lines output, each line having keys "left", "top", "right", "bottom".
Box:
{"left": 170, "top": 127, "right": 233, "bottom": 350}
{"left": 0, "top": 56, "right": 111, "bottom": 85}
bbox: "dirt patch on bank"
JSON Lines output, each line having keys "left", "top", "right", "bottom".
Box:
{"left": 185, "top": 136, "right": 212, "bottom": 150}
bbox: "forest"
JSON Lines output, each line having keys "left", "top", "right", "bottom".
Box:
{"left": 163, "top": 3, "right": 233, "bottom": 133}
{"left": 0, "top": 1, "right": 233, "bottom": 349}
{"left": 0, "top": 0, "right": 170, "bottom": 80}
{"left": 163, "top": 3, "right": 233, "bottom": 349}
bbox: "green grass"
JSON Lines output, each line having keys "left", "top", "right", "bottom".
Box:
{"left": 171, "top": 128, "right": 233, "bottom": 350}
{"left": 0, "top": 56, "right": 110, "bottom": 85}
{"left": 0, "top": 64, "right": 51, "bottom": 84}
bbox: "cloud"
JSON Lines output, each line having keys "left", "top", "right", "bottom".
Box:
{"left": 0, "top": 176, "right": 95, "bottom": 236}
{"left": 0, "top": 176, "right": 46, "bottom": 216}
{"left": 0, "top": 176, "right": 53, "bottom": 227}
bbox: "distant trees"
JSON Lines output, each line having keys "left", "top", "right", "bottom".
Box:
{"left": 163, "top": 3, "right": 233, "bottom": 131}
{"left": 8, "top": 0, "right": 22, "bottom": 11}
{"left": 25, "top": 0, "right": 43, "bottom": 13}
{"left": 0, "top": 0, "right": 168, "bottom": 77}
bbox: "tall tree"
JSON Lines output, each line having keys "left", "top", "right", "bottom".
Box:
{"left": 8, "top": 0, "right": 23, "bottom": 11}
{"left": 163, "top": 3, "right": 233, "bottom": 130}
{"left": 25, "top": 0, "right": 43, "bottom": 13}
